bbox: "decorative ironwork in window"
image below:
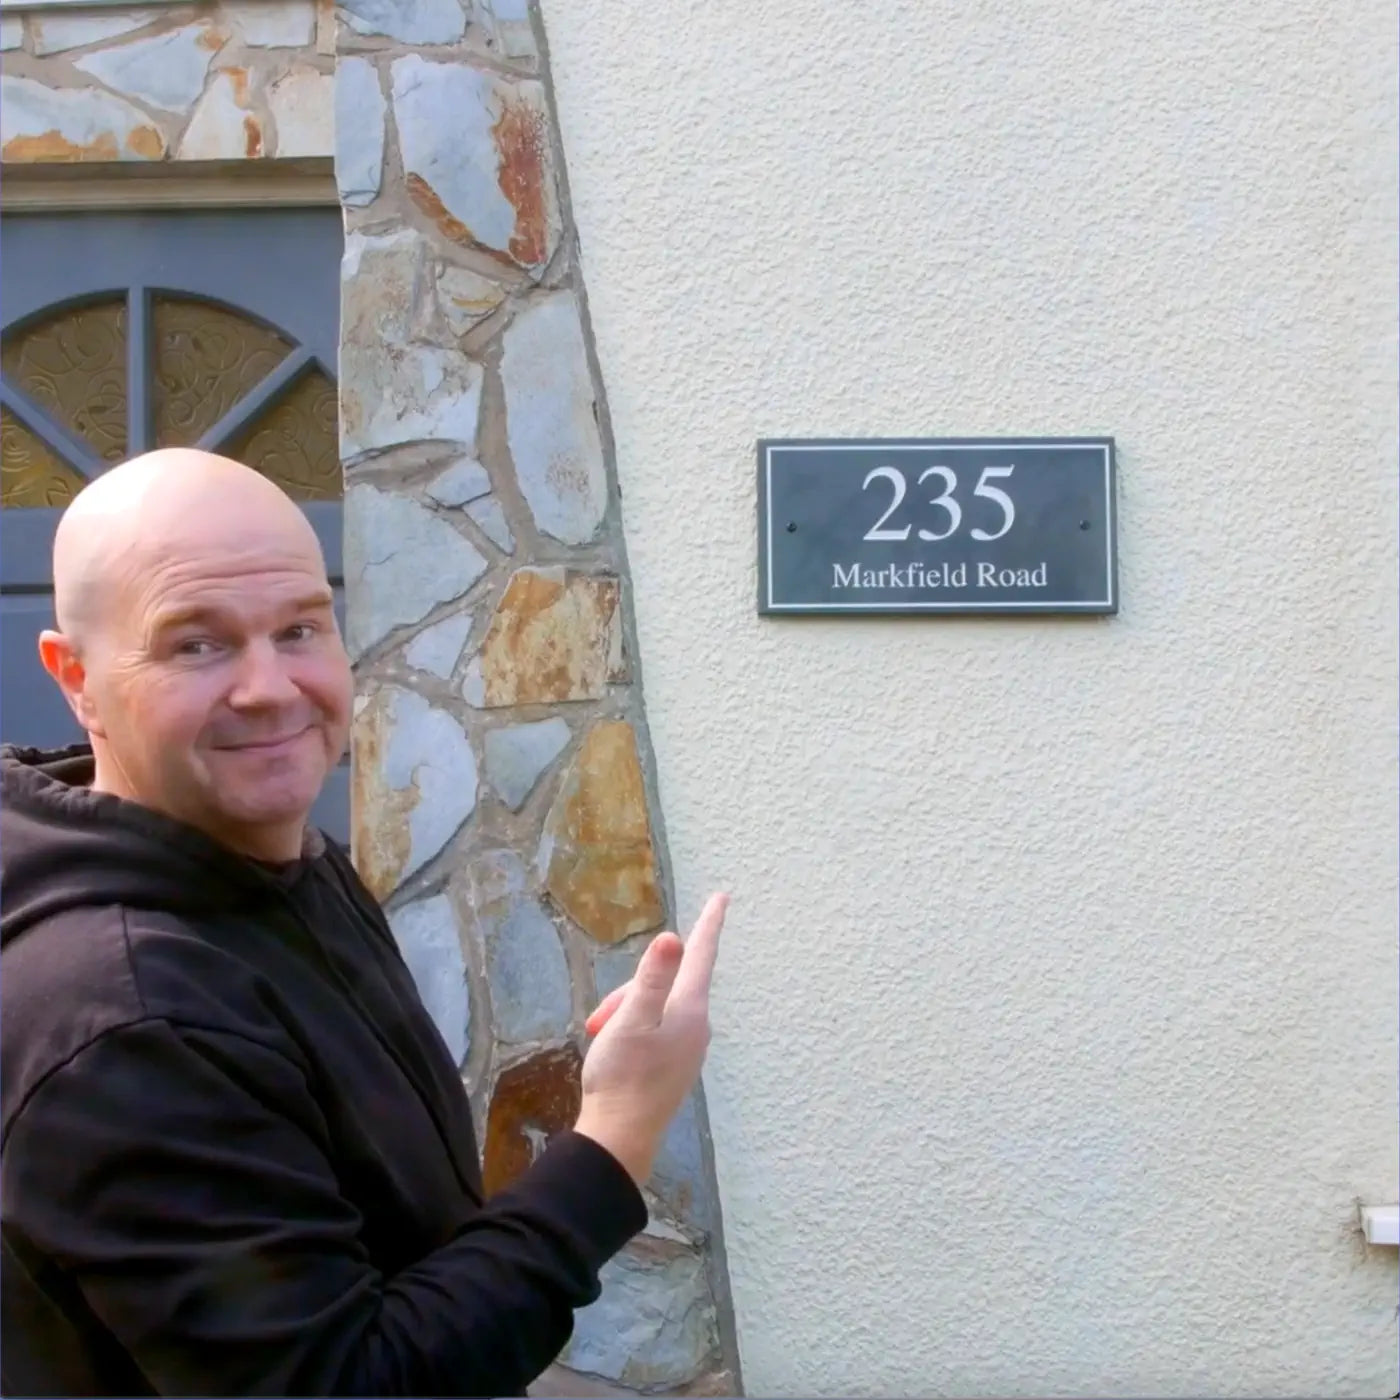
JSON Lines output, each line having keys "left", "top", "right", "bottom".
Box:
{"left": 0, "top": 288, "right": 341, "bottom": 509}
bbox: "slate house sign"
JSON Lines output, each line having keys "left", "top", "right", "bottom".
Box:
{"left": 757, "top": 437, "right": 1118, "bottom": 616}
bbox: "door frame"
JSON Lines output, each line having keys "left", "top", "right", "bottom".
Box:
{"left": 0, "top": 188, "right": 351, "bottom": 838}
{"left": 0, "top": 156, "right": 338, "bottom": 215}
{"left": 1, "top": 204, "right": 345, "bottom": 575}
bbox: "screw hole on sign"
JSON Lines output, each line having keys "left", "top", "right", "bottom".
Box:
{"left": 786, "top": 522, "right": 797, "bottom": 532}
{"left": 1080, "top": 520, "right": 1091, "bottom": 530}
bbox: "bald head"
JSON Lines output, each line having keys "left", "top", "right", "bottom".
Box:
{"left": 53, "top": 449, "right": 325, "bottom": 645}
{"left": 40, "top": 448, "right": 350, "bottom": 861}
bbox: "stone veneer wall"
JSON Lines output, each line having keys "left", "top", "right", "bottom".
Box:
{"left": 331, "top": 2, "right": 739, "bottom": 1394}
{"left": 2, "top": 0, "right": 739, "bottom": 1390}
{"left": 1, "top": 1, "right": 335, "bottom": 162}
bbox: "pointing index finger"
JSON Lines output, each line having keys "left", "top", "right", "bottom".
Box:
{"left": 670, "top": 892, "right": 729, "bottom": 1004}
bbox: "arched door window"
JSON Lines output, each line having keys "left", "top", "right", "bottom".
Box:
{"left": 1, "top": 290, "right": 340, "bottom": 502}
{"left": 0, "top": 208, "right": 348, "bottom": 840}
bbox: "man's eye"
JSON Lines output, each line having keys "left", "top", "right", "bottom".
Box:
{"left": 174, "top": 638, "right": 216, "bottom": 657}
{"left": 281, "top": 623, "right": 317, "bottom": 643}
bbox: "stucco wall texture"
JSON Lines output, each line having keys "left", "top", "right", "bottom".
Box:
{"left": 541, "top": 2, "right": 1400, "bottom": 1395}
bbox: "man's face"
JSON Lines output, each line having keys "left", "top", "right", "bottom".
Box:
{"left": 59, "top": 525, "right": 352, "bottom": 858}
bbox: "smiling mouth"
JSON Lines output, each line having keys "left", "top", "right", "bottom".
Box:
{"left": 218, "top": 728, "right": 313, "bottom": 753}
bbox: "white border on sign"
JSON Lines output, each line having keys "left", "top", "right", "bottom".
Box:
{"left": 764, "top": 441, "right": 1115, "bottom": 611}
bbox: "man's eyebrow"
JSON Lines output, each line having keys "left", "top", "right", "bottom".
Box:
{"left": 148, "top": 591, "right": 334, "bottom": 636}
{"left": 286, "top": 590, "right": 335, "bottom": 614}
{"left": 148, "top": 604, "right": 220, "bottom": 636}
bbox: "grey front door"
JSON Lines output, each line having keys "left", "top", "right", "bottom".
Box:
{"left": 0, "top": 208, "right": 348, "bottom": 842}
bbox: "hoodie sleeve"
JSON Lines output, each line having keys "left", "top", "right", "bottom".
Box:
{"left": 0, "top": 1017, "right": 647, "bottom": 1398}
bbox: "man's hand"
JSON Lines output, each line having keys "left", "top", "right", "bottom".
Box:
{"left": 573, "top": 893, "right": 728, "bottom": 1186}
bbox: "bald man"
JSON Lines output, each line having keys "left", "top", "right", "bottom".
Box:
{"left": 0, "top": 450, "right": 727, "bottom": 1398}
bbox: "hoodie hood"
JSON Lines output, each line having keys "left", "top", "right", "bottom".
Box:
{"left": 0, "top": 744, "right": 313, "bottom": 948}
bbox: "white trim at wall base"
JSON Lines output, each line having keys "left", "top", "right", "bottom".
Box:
{"left": 1360, "top": 1206, "right": 1399, "bottom": 1246}
{"left": 0, "top": 158, "right": 338, "bottom": 213}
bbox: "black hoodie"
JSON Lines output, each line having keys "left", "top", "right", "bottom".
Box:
{"left": 0, "top": 745, "right": 647, "bottom": 1398}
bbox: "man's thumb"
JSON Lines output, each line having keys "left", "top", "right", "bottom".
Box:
{"left": 613, "top": 932, "right": 683, "bottom": 1029}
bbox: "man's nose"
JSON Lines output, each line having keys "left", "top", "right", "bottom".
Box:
{"left": 227, "top": 639, "right": 302, "bottom": 709}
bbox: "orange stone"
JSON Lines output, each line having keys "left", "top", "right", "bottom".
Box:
{"left": 483, "top": 1045, "right": 582, "bottom": 1196}
{"left": 1, "top": 77, "right": 167, "bottom": 164}
{"left": 407, "top": 172, "right": 473, "bottom": 247}
{"left": 465, "top": 568, "right": 625, "bottom": 708}
{"left": 3, "top": 130, "right": 123, "bottom": 162}
{"left": 542, "top": 720, "right": 663, "bottom": 945}
{"left": 492, "top": 89, "right": 551, "bottom": 267}
{"left": 350, "top": 687, "right": 479, "bottom": 901}
{"left": 350, "top": 690, "right": 414, "bottom": 901}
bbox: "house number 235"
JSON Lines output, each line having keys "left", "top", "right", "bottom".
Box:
{"left": 861, "top": 464, "right": 1016, "bottom": 543}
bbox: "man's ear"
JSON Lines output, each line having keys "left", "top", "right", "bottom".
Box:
{"left": 38, "top": 630, "right": 105, "bottom": 737}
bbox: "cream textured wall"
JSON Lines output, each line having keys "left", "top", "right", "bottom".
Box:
{"left": 542, "top": 2, "right": 1399, "bottom": 1396}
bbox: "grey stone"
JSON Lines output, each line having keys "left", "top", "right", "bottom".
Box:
{"left": 651, "top": 1090, "right": 715, "bottom": 1232}
{"left": 466, "top": 496, "right": 515, "bottom": 554}
{"left": 1, "top": 16, "right": 23, "bottom": 51}
{"left": 470, "top": 851, "right": 572, "bottom": 1046}
{"left": 389, "top": 893, "right": 470, "bottom": 1066}
{"left": 461, "top": 661, "right": 485, "bottom": 708}
{"left": 488, "top": 914, "right": 570, "bottom": 1046}
{"left": 224, "top": 0, "right": 315, "bottom": 46}
{"left": 484, "top": 0, "right": 534, "bottom": 58}
{"left": 381, "top": 688, "right": 479, "bottom": 886}
{"left": 405, "top": 611, "right": 474, "bottom": 680}
{"left": 75, "top": 23, "right": 222, "bottom": 114}
{"left": 344, "top": 486, "right": 488, "bottom": 657}
{"left": 563, "top": 1241, "right": 716, "bottom": 1389}
{"left": 178, "top": 71, "right": 260, "bottom": 161}
{"left": 436, "top": 265, "right": 506, "bottom": 338}
{"left": 391, "top": 57, "right": 507, "bottom": 248}
{"left": 340, "top": 0, "right": 465, "bottom": 44}
{"left": 592, "top": 947, "right": 635, "bottom": 1002}
{"left": 341, "top": 236, "right": 492, "bottom": 436}
{"left": 500, "top": 292, "right": 607, "bottom": 546}
{"left": 343, "top": 342, "right": 483, "bottom": 461}
{"left": 0, "top": 75, "right": 165, "bottom": 160}
{"left": 267, "top": 68, "right": 332, "bottom": 158}
{"left": 484, "top": 717, "right": 569, "bottom": 810}
{"left": 499, "top": 26, "right": 534, "bottom": 61}
{"left": 29, "top": 9, "right": 158, "bottom": 55}
{"left": 334, "top": 57, "right": 384, "bottom": 209}
{"left": 390, "top": 56, "right": 557, "bottom": 267}
{"left": 427, "top": 458, "right": 492, "bottom": 508}
{"left": 341, "top": 228, "right": 427, "bottom": 344}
